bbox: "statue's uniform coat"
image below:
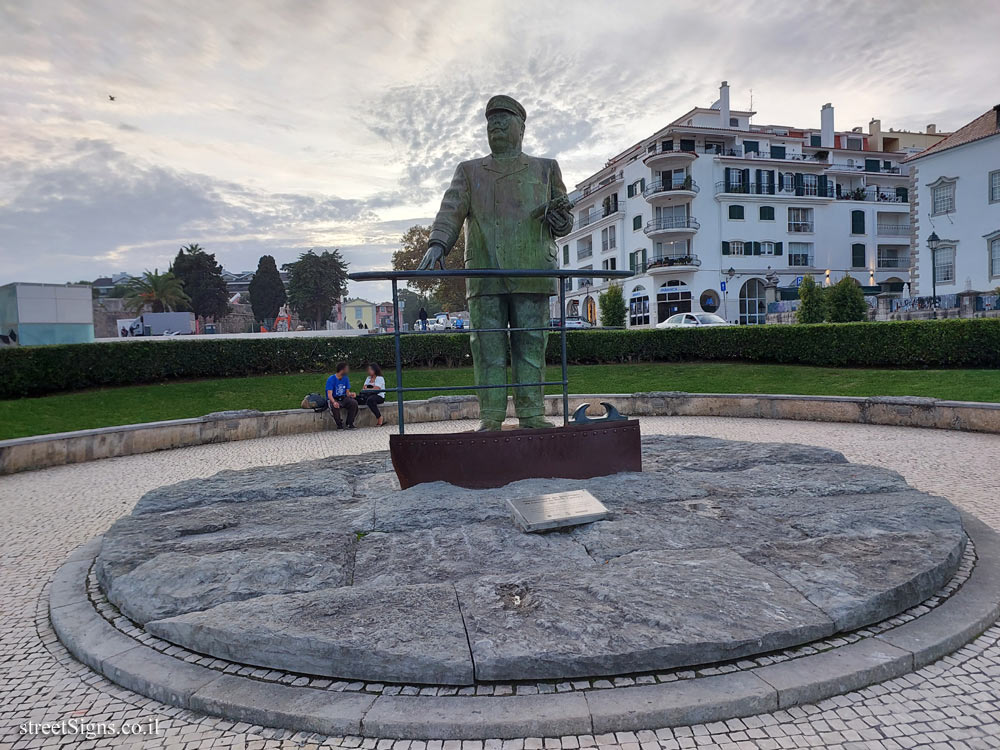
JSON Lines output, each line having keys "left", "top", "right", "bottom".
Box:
{"left": 429, "top": 152, "right": 573, "bottom": 423}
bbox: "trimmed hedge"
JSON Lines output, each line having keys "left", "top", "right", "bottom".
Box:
{"left": 1, "top": 318, "right": 998, "bottom": 399}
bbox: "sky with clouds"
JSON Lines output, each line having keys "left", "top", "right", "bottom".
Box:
{"left": 1, "top": 0, "right": 998, "bottom": 301}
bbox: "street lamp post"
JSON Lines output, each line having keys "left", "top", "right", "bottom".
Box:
{"left": 928, "top": 232, "right": 940, "bottom": 318}
{"left": 724, "top": 266, "right": 735, "bottom": 323}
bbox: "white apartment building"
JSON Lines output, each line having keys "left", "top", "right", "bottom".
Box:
{"left": 557, "top": 82, "right": 948, "bottom": 327}
{"left": 906, "top": 106, "right": 1000, "bottom": 297}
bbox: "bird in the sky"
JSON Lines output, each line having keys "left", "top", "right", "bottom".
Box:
{"left": 108, "top": 94, "right": 115, "bottom": 101}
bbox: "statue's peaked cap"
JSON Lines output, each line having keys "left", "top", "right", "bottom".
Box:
{"left": 485, "top": 95, "right": 526, "bottom": 121}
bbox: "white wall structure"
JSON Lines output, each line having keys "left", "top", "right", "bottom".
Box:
{"left": 906, "top": 106, "right": 1000, "bottom": 297}
{"left": 0, "top": 283, "right": 94, "bottom": 346}
{"left": 556, "top": 82, "right": 947, "bottom": 327}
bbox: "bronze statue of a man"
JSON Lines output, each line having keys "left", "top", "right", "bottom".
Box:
{"left": 418, "top": 95, "right": 574, "bottom": 431}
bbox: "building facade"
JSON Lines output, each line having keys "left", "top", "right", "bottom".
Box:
{"left": 0, "top": 283, "right": 94, "bottom": 346}
{"left": 342, "top": 297, "right": 376, "bottom": 329}
{"left": 556, "top": 82, "right": 948, "bottom": 327}
{"left": 906, "top": 106, "right": 1000, "bottom": 297}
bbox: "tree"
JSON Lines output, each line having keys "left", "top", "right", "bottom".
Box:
{"left": 396, "top": 288, "right": 434, "bottom": 328}
{"left": 124, "top": 270, "right": 190, "bottom": 314}
{"left": 598, "top": 284, "right": 627, "bottom": 327}
{"left": 248, "top": 254, "right": 286, "bottom": 324}
{"left": 282, "top": 249, "right": 349, "bottom": 329}
{"left": 170, "top": 244, "right": 230, "bottom": 320}
{"left": 796, "top": 275, "right": 826, "bottom": 324}
{"left": 826, "top": 276, "right": 869, "bottom": 322}
{"left": 392, "top": 225, "right": 467, "bottom": 312}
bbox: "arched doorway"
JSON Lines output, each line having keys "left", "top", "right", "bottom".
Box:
{"left": 739, "top": 278, "right": 767, "bottom": 325}
{"left": 584, "top": 296, "right": 597, "bottom": 325}
{"left": 629, "top": 285, "right": 650, "bottom": 327}
{"left": 657, "top": 281, "right": 692, "bottom": 323}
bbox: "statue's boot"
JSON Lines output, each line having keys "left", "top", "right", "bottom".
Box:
{"left": 518, "top": 416, "right": 555, "bottom": 429}
{"left": 476, "top": 419, "right": 503, "bottom": 432}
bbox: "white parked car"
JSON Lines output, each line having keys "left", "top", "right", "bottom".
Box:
{"left": 656, "top": 312, "right": 731, "bottom": 328}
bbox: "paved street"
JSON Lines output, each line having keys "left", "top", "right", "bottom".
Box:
{"left": 2, "top": 417, "right": 999, "bottom": 749}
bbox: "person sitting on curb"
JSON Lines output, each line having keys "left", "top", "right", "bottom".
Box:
{"left": 326, "top": 362, "right": 358, "bottom": 429}
{"left": 357, "top": 362, "right": 387, "bottom": 426}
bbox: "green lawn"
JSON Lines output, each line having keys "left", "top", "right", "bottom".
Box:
{"left": 1, "top": 362, "right": 998, "bottom": 440}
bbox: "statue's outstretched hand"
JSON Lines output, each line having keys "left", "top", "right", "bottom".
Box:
{"left": 417, "top": 242, "right": 446, "bottom": 270}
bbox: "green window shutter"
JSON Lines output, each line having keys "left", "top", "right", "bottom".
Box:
{"left": 768, "top": 170, "right": 776, "bottom": 194}
{"left": 641, "top": 248, "right": 647, "bottom": 266}
{"left": 851, "top": 243, "right": 866, "bottom": 267}
{"left": 760, "top": 205, "right": 774, "bottom": 220}
{"left": 724, "top": 167, "right": 732, "bottom": 190}
{"left": 794, "top": 173, "right": 805, "bottom": 196}
{"left": 818, "top": 175, "right": 829, "bottom": 197}
{"left": 771, "top": 146, "right": 786, "bottom": 160}
{"left": 640, "top": 178, "right": 646, "bottom": 191}
{"left": 722, "top": 241, "right": 731, "bottom": 255}
{"left": 633, "top": 215, "right": 642, "bottom": 231}
{"left": 864, "top": 159, "right": 880, "bottom": 173}
{"left": 777, "top": 172, "right": 784, "bottom": 191}
{"left": 851, "top": 210, "right": 865, "bottom": 234}
{"left": 728, "top": 205, "right": 744, "bottom": 220}
{"left": 627, "top": 184, "right": 634, "bottom": 198}
{"left": 752, "top": 241, "right": 761, "bottom": 256}
{"left": 562, "top": 245, "right": 569, "bottom": 265}
{"left": 755, "top": 169, "right": 762, "bottom": 194}
{"left": 896, "top": 186, "right": 908, "bottom": 201}
{"left": 630, "top": 252, "right": 636, "bottom": 272}
{"left": 741, "top": 169, "right": 750, "bottom": 194}
{"left": 774, "top": 242, "right": 783, "bottom": 256}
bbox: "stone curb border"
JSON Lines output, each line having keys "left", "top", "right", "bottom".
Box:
{"left": 5, "top": 391, "right": 1000, "bottom": 475}
{"left": 49, "top": 513, "right": 1000, "bottom": 740}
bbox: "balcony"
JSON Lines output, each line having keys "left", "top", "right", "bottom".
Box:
{"left": 643, "top": 178, "right": 699, "bottom": 202}
{"left": 787, "top": 221, "right": 814, "bottom": 233}
{"left": 642, "top": 147, "right": 698, "bottom": 168}
{"left": 715, "top": 181, "right": 834, "bottom": 198}
{"left": 828, "top": 162, "right": 903, "bottom": 175}
{"left": 643, "top": 217, "right": 700, "bottom": 237}
{"left": 877, "top": 254, "right": 910, "bottom": 269}
{"left": 707, "top": 146, "right": 827, "bottom": 164}
{"left": 571, "top": 204, "right": 624, "bottom": 231}
{"left": 579, "top": 171, "right": 624, "bottom": 199}
{"left": 877, "top": 223, "right": 911, "bottom": 237}
{"left": 645, "top": 254, "right": 702, "bottom": 274}
{"left": 836, "top": 187, "right": 906, "bottom": 203}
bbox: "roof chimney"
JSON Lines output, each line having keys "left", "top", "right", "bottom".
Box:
{"left": 720, "top": 81, "right": 730, "bottom": 127}
{"left": 821, "top": 103, "right": 834, "bottom": 148}
{"left": 927, "top": 124, "right": 936, "bottom": 134}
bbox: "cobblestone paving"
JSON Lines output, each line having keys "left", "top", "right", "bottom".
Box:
{"left": 2, "top": 417, "right": 999, "bottom": 749}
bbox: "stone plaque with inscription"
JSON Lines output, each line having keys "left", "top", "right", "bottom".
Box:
{"left": 507, "top": 490, "right": 609, "bottom": 533}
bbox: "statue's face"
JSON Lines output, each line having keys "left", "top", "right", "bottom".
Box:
{"left": 487, "top": 111, "right": 524, "bottom": 155}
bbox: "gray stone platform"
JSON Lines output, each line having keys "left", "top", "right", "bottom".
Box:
{"left": 94, "top": 436, "right": 966, "bottom": 686}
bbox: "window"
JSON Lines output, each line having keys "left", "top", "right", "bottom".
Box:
{"left": 788, "top": 207, "right": 814, "bottom": 233}
{"left": 931, "top": 179, "right": 956, "bottom": 215}
{"left": 601, "top": 225, "right": 616, "bottom": 251}
{"left": 354, "top": 307, "right": 363, "bottom": 320}
{"left": 729, "top": 117, "right": 739, "bottom": 127}
{"left": 788, "top": 242, "right": 813, "bottom": 267}
{"left": 633, "top": 215, "right": 642, "bottom": 231}
{"left": 699, "top": 290, "right": 720, "bottom": 313}
{"left": 851, "top": 243, "right": 866, "bottom": 268}
{"left": 810, "top": 134, "right": 822, "bottom": 147}
{"left": 760, "top": 241, "right": 776, "bottom": 256}
{"left": 602, "top": 258, "right": 617, "bottom": 271}
{"left": 770, "top": 145, "right": 786, "bottom": 160}
{"left": 934, "top": 246, "right": 955, "bottom": 283}
{"left": 743, "top": 140, "right": 759, "bottom": 154}
{"left": 562, "top": 244, "right": 569, "bottom": 265}
{"left": 802, "top": 174, "right": 818, "bottom": 196}
{"left": 990, "top": 171, "right": 1000, "bottom": 203}
{"left": 739, "top": 279, "right": 767, "bottom": 325}
{"left": 577, "top": 238, "right": 592, "bottom": 260}
{"left": 728, "top": 205, "right": 745, "bottom": 220}
{"left": 629, "top": 286, "right": 650, "bottom": 326}
{"left": 846, "top": 137, "right": 863, "bottom": 151}
{"left": 991, "top": 237, "right": 1000, "bottom": 278}
{"left": 760, "top": 205, "right": 775, "bottom": 221}
{"left": 730, "top": 240, "right": 745, "bottom": 256}
{"left": 781, "top": 172, "right": 794, "bottom": 194}
{"left": 851, "top": 210, "right": 866, "bottom": 234}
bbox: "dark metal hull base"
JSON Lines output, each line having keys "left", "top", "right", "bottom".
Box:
{"left": 389, "top": 420, "right": 642, "bottom": 490}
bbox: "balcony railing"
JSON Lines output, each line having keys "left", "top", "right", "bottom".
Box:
{"left": 579, "top": 171, "right": 624, "bottom": 197}
{"left": 576, "top": 246, "right": 593, "bottom": 260}
{"left": 715, "top": 181, "right": 835, "bottom": 198}
{"left": 836, "top": 187, "right": 906, "bottom": 203}
{"left": 644, "top": 217, "right": 701, "bottom": 234}
{"left": 642, "top": 178, "right": 699, "bottom": 198}
{"left": 573, "top": 204, "right": 624, "bottom": 229}
{"left": 646, "top": 254, "right": 701, "bottom": 271}
{"left": 787, "top": 221, "right": 815, "bottom": 233}
{"left": 876, "top": 223, "right": 911, "bottom": 236}
{"left": 829, "top": 162, "right": 902, "bottom": 174}
{"left": 705, "top": 146, "right": 827, "bottom": 163}
{"left": 877, "top": 255, "right": 910, "bottom": 269}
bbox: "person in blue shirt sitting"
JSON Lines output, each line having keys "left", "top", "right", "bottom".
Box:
{"left": 326, "top": 362, "right": 358, "bottom": 429}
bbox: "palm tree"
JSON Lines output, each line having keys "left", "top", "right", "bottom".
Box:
{"left": 124, "top": 269, "right": 190, "bottom": 314}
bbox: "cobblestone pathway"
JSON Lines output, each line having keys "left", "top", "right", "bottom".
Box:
{"left": 2, "top": 417, "right": 999, "bottom": 749}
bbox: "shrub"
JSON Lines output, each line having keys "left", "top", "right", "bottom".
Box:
{"left": 826, "top": 277, "right": 869, "bottom": 322}
{"left": 598, "top": 285, "right": 627, "bottom": 327}
{"left": 796, "top": 275, "right": 826, "bottom": 324}
{"left": 2, "top": 319, "right": 998, "bottom": 399}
